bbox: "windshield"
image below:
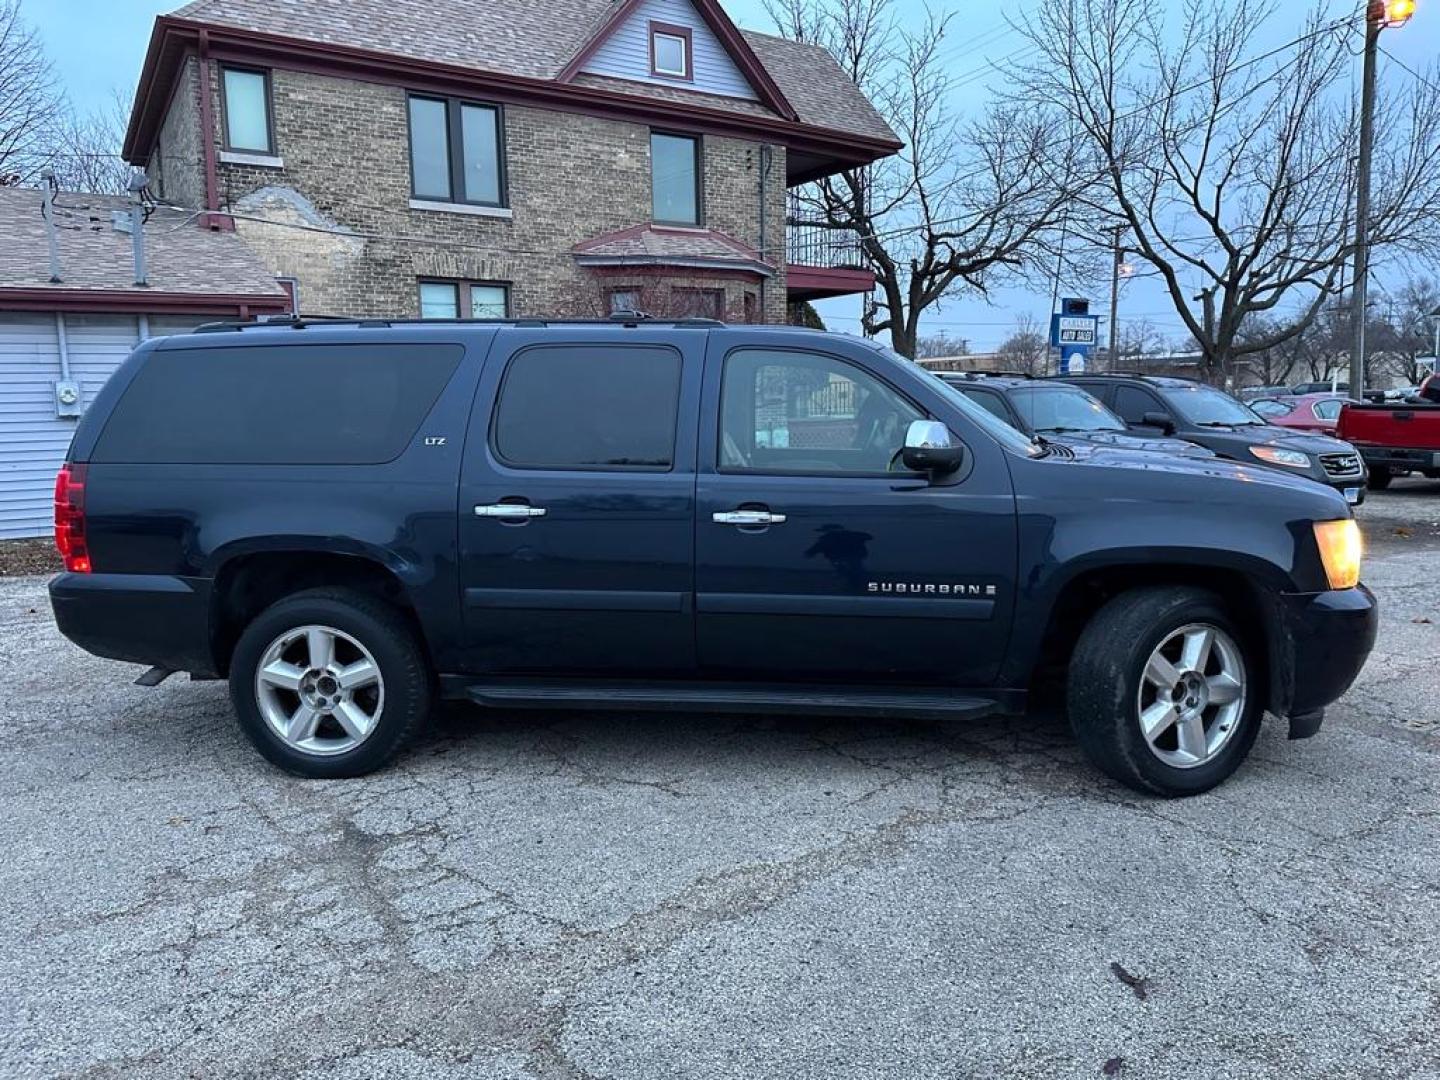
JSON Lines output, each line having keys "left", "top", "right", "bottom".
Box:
{"left": 855, "top": 343, "right": 1042, "bottom": 456}
{"left": 1009, "top": 386, "right": 1126, "bottom": 432}
{"left": 1160, "top": 385, "right": 1265, "bottom": 426}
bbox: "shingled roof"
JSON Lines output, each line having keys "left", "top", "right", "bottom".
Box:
{"left": 164, "top": 0, "right": 897, "bottom": 146}
{"left": 0, "top": 187, "right": 288, "bottom": 310}
{"left": 573, "top": 223, "right": 773, "bottom": 276}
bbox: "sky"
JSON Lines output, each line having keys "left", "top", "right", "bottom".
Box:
{"left": 24, "top": 0, "right": 1440, "bottom": 351}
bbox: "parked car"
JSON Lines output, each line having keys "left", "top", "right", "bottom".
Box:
{"left": 50, "top": 318, "right": 1377, "bottom": 796}
{"left": 936, "top": 372, "right": 1215, "bottom": 459}
{"left": 1248, "top": 393, "right": 1346, "bottom": 434}
{"left": 1058, "top": 374, "right": 1369, "bottom": 505}
{"left": 1238, "top": 385, "right": 1293, "bottom": 401}
{"left": 1292, "top": 380, "right": 1349, "bottom": 396}
{"left": 1336, "top": 376, "right": 1440, "bottom": 489}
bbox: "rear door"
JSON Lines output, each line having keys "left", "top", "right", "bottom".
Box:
{"left": 693, "top": 337, "right": 1018, "bottom": 685}
{"left": 456, "top": 328, "right": 704, "bottom": 675}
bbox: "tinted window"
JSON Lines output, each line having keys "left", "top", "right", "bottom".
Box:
{"left": 720, "top": 348, "right": 922, "bottom": 474}
{"left": 494, "top": 345, "right": 681, "bottom": 469}
{"left": 94, "top": 344, "right": 462, "bottom": 465}
{"left": 957, "top": 387, "right": 1015, "bottom": 425}
{"left": 1112, "top": 386, "right": 1164, "bottom": 424}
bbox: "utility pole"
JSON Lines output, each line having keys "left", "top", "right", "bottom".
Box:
{"left": 1351, "top": 0, "right": 1416, "bottom": 402}
{"left": 1108, "top": 226, "right": 1124, "bottom": 371}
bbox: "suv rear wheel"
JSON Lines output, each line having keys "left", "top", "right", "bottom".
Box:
{"left": 229, "top": 588, "right": 432, "bottom": 778}
{"left": 1368, "top": 466, "right": 1393, "bottom": 490}
{"left": 1067, "top": 587, "right": 1263, "bottom": 797}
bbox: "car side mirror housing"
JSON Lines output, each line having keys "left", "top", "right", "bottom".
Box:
{"left": 1141, "top": 411, "right": 1176, "bottom": 435}
{"left": 901, "top": 420, "right": 965, "bottom": 477}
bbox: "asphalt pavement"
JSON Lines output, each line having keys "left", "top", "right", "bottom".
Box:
{"left": 1, "top": 488, "right": 1437, "bottom": 1079}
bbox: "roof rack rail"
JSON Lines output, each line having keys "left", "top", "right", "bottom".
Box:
{"left": 191, "top": 314, "right": 728, "bottom": 334}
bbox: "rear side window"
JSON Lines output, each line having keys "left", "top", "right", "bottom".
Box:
{"left": 493, "top": 344, "right": 681, "bottom": 469}
{"left": 93, "top": 343, "right": 462, "bottom": 464}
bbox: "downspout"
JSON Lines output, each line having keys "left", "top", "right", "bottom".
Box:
{"left": 196, "top": 30, "right": 226, "bottom": 230}
{"left": 757, "top": 144, "right": 772, "bottom": 324}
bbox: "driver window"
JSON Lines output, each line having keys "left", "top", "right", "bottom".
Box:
{"left": 720, "top": 348, "right": 922, "bottom": 474}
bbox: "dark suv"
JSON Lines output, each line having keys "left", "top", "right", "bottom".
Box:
{"left": 936, "top": 372, "right": 1214, "bottom": 459}
{"left": 1060, "top": 374, "right": 1368, "bottom": 504}
{"left": 50, "top": 319, "right": 1377, "bottom": 796}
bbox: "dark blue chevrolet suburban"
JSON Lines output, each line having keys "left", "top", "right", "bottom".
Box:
{"left": 50, "top": 318, "right": 1378, "bottom": 795}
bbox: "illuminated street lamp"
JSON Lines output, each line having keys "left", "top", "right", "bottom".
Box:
{"left": 1350, "top": 0, "right": 1415, "bottom": 400}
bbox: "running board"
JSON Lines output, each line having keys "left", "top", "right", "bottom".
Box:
{"left": 460, "top": 679, "right": 1008, "bottom": 720}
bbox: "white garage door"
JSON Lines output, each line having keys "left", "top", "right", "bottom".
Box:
{"left": 0, "top": 313, "right": 206, "bottom": 539}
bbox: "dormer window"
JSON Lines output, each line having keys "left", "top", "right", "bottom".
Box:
{"left": 649, "top": 22, "right": 692, "bottom": 80}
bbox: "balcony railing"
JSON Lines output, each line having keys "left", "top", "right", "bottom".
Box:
{"left": 786, "top": 194, "right": 864, "bottom": 269}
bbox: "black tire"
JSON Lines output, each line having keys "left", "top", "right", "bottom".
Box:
{"left": 1368, "top": 466, "right": 1393, "bottom": 490}
{"left": 229, "top": 587, "right": 432, "bottom": 778}
{"left": 1066, "top": 587, "right": 1263, "bottom": 797}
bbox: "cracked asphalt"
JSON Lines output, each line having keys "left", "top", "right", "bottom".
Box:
{"left": 2, "top": 484, "right": 1438, "bottom": 1080}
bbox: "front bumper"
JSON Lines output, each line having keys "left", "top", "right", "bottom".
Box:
{"left": 1265, "top": 584, "right": 1379, "bottom": 737}
{"left": 50, "top": 572, "right": 217, "bottom": 676}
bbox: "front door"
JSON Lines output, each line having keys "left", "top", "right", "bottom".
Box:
{"left": 694, "top": 341, "right": 1018, "bottom": 685}
{"left": 456, "top": 330, "right": 703, "bottom": 675}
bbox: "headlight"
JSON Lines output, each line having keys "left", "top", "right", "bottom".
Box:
{"left": 1313, "top": 519, "right": 1362, "bottom": 590}
{"left": 1251, "top": 446, "right": 1310, "bottom": 469}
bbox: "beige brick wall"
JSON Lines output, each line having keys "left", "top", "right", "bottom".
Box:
{"left": 167, "top": 61, "right": 788, "bottom": 322}
{"left": 148, "top": 57, "right": 204, "bottom": 210}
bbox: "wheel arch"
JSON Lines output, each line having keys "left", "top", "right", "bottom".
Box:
{"left": 209, "top": 550, "right": 431, "bottom": 677}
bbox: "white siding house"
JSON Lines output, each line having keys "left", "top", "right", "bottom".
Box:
{"left": 0, "top": 187, "right": 290, "bottom": 539}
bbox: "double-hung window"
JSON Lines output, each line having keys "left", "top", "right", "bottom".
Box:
{"left": 651, "top": 132, "right": 701, "bottom": 226}
{"left": 221, "top": 67, "right": 274, "bottom": 154}
{"left": 408, "top": 96, "right": 505, "bottom": 207}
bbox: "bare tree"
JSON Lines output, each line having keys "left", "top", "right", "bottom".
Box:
{"left": 46, "top": 91, "right": 133, "bottom": 194}
{"left": 1016, "top": 0, "right": 1440, "bottom": 382}
{"left": 765, "top": 0, "right": 1088, "bottom": 358}
{"left": 914, "top": 331, "right": 970, "bottom": 360}
{"left": 1370, "top": 278, "right": 1440, "bottom": 386}
{"left": 0, "top": 0, "right": 62, "bottom": 185}
{"left": 995, "top": 313, "right": 1048, "bottom": 374}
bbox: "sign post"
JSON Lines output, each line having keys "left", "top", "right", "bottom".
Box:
{"left": 1051, "top": 298, "right": 1099, "bottom": 375}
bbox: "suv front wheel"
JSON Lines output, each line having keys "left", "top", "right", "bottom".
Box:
{"left": 229, "top": 588, "right": 432, "bottom": 778}
{"left": 1067, "top": 587, "right": 1263, "bottom": 796}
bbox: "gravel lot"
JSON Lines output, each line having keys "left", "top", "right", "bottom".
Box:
{"left": 2, "top": 488, "right": 1437, "bottom": 1080}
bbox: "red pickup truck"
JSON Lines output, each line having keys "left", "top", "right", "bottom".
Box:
{"left": 1337, "top": 375, "right": 1440, "bottom": 489}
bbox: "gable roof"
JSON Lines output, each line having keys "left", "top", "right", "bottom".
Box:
{"left": 555, "top": 0, "right": 796, "bottom": 120}
{"left": 147, "top": 0, "right": 898, "bottom": 152}
{"left": 0, "top": 187, "right": 288, "bottom": 312}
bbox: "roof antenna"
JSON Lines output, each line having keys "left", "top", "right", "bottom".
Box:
{"left": 40, "top": 170, "right": 61, "bottom": 283}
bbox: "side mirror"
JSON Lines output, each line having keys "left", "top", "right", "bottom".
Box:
{"left": 1141, "top": 411, "right": 1176, "bottom": 435}
{"left": 901, "top": 420, "right": 965, "bottom": 477}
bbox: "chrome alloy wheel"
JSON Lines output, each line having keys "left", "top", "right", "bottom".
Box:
{"left": 254, "top": 625, "right": 384, "bottom": 756}
{"left": 1137, "top": 623, "right": 1246, "bottom": 769}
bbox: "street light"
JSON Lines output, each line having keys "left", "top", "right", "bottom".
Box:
{"left": 1350, "top": 0, "right": 1414, "bottom": 401}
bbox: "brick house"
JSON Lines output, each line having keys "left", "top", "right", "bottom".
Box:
{"left": 121, "top": 0, "right": 901, "bottom": 324}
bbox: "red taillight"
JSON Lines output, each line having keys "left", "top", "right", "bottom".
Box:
{"left": 54, "top": 463, "right": 90, "bottom": 573}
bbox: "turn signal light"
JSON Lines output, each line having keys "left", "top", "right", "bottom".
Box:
{"left": 54, "top": 463, "right": 90, "bottom": 573}
{"left": 1313, "top": 519, "right": 1361, "bottom": 590}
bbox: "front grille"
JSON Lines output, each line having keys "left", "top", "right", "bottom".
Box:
{"left": 1320, "top": 452, "right": 1362, "bottom": 478}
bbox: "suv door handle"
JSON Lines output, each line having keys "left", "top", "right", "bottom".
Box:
{"left": 713, "top": 509, "right": 786, "bottom": 526}
{"left": 475, "top": 503, "right": 547, "bottom": 519}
